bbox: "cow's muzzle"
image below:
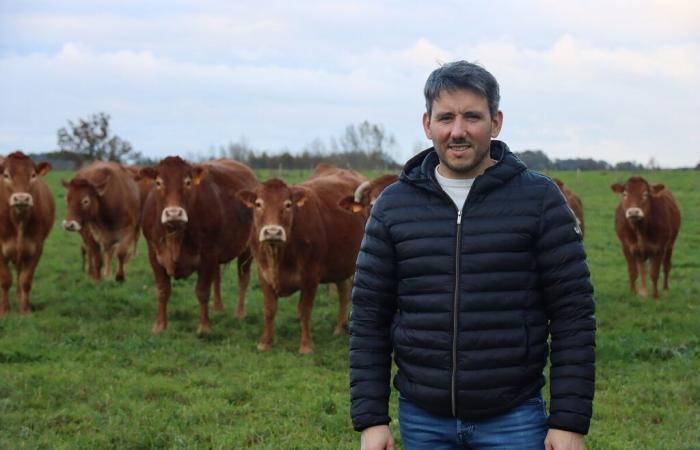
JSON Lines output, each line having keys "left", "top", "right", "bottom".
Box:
{"left": 62, "top": 219, "right": 81, "bottom": 232}
{"left": 625, "top": 207, "right": 644, "bottom": 221}
{"left": 161, "top": 207, "right": 188, "bottom": 227}
{"left": 10, "top": 192, "right": 33, "bottom": 208}
{"left": 259, "top": 225, "right": 286, "bottom": 244}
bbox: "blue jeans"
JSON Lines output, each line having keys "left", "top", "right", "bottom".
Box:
{"left": 398, "top": 393, "right": 548, "bottom": 450}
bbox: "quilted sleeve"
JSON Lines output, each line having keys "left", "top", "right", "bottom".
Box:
{"left": 349, "top": 208, "right": 398, "bottom": 432}
{"left": 535, "top": 181, "right": 596, "bottom": 435}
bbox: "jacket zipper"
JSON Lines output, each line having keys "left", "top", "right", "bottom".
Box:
{"left": 451, "top": 208, "right": 463, "bottom": 416}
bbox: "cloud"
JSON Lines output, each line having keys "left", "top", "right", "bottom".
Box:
{"left": 1, "top": 2, "right": 698, "bottom": 167}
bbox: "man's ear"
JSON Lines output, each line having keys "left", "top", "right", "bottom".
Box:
{"left": 237, "top": 190, "right": 257, "bottom": 209}
{"left": 36, "top": 162, "right": 52, "bottom": 176}
{"left": 138, "top": 166, "right": 158, "bottom": 180}
{"left": 422, "top": 112, "right": 432, "bottom": 140}
{"left": 490, "top": 110, "right": 503, "bottom": 137}
{"left": 611, "top": 183, "right": 624, "bottom": 194}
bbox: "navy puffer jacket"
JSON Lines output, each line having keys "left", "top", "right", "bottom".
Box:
{"left": 349, "top": 141, "right": 595, "bottom": 435}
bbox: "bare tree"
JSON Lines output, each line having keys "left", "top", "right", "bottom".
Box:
{"left": 57, "top": 112, "right": 141, "bottom": 164}
{"left": 339, "top": 121, "right": 398, "bottom": 155}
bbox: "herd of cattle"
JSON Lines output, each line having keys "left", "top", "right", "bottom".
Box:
{"left": 0, "top": 151, "right": 682, "bottom": 353}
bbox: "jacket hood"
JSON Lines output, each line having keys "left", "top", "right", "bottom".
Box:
{"left": 400, "top": 140, "right": 527, "bottom": 197}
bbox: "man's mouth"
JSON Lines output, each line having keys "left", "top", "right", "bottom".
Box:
{"left": 448, "top": 143, "right": 472, "bottom": 152}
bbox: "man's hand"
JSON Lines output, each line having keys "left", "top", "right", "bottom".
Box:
{"left": 360, "top": 424, "right": 394, "bottom": 450}
{"left": 545, "top": 428, "right": 585, "bottom": 450}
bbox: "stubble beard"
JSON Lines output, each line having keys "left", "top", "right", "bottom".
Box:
{"left": 439, "top": 142, "right": 490, "bottom": 177}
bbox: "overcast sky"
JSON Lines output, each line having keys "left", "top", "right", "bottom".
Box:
{"left": 1, "top": 0, "right": 699, "bottom": 167}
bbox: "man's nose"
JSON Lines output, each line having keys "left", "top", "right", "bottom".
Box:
{"left": 450, "top": 116, "right": 468, "bottom": 139}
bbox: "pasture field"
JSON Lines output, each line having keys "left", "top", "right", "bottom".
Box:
{"left": 0, "top": 168, "right": 699, "bottom": 449}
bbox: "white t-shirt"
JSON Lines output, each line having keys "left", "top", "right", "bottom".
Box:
{"left": 435, "top": 166, "right": 474, "bottom": 210}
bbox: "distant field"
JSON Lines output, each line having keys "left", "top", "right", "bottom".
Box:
{"left": 0, "top": 168, "right": 698, "bottom": 449}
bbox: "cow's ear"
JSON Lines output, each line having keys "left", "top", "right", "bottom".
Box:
{"left": 192, "top": 166, "right": 207, "bottom": 186}
{"left": 36, "top": 162, "right": 52, "bottom": 176}
{"left": 139, "top": 166, "right": 158, "bottom": 180}
{"left": 237, "top": 190, "right": 257, "bottom": 209}
{"left": 651, "top": 184, "right": 665, "bottom": 195}
{"left": 292, "top": 188, "right": 307, "bottom": 208}
{"left": 125, "top": 165, "right": 141, "bottom": 180}
{"left": 611, "top": 183, "right": 624, "bottom": 193}
{"left": 91, "top": 170, "right": 112, "bottom": 196}
{"left": 338, "top": 196, "right": 363, "bottom": 214}
{"left": 61, "top": 179, "right": 71, "bottom": 189}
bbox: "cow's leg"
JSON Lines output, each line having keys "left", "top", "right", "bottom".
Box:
{"left": 194, "top": 261, "right": 217, "bottom": 334}
{"left": 103, "top": 245, "right": 115, "bottom": 279}
{"left": 17, "top": 251, "right": 41, "bottom": 315}
{"left": 0, "top": 260, "right": 12, "bottom": 316}
{"left": 212, "top": 265, "right": 224, "bottom": 312}
{"left": 235, "top": 249, "right": 253, "bottom": 319}
{"left": 148, "top": 246, "right": 171, "bottom": 334}
{"left": 115, "top": 224, "right": 140, "bottom": 282}
{"left": 637, "top": 257, "right": 648, "bottom": 298}
{"left": 84, "top": 233, "right": 101, "bottom": 280}
{"left": 257, "top": 277, "right": 278, "bottom": 352}
{"left": 297, "top": 282, "right": 319, "bottom": 354}
{"left": 650, "top": 254, "right": 662, "bottom": 300}
{"left": 622, "top": 246, "right": 637, "bottom": 295}
{"left": 662, "top": 245, "right": 673, "bottom": 291}
{"left": 333, "top": 278, "right": 351, "bottom": 336}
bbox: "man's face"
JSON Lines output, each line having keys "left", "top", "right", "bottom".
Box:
{"left": 423, "top": 88, "right": 503, "bottom": 179}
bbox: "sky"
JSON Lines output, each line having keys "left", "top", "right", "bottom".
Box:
{"left": 1, "top": 0, "right": 699, "bottom": 168}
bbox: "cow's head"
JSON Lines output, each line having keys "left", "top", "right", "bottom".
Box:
{"left": 1, "top": 151, "right": 51, "bottom": 218}
{"left": 611, "top": 176, "right": 664, "bottom": 223}
{"left": 62, "top": 168, "right": 112, "bottom": 232}
{"left": 237, "top": 178, "right": 306, "bottom": 247}
{"left": 338, "top": 174, "right": 398, "bottom": 217}
{"left": 138, "top": 156, "right": 206, "bottom": 231}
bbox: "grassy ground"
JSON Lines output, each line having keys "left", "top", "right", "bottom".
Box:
{"left": 0, "top": 168, "right": 698, "bottom": 449}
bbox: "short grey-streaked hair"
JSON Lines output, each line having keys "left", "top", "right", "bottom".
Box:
{"left": 424, "top": 61, "right": 500, "bottom": 118}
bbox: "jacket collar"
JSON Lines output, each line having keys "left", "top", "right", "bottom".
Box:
{"left": 400, "top": 140, "right": 527, "bottom": 196}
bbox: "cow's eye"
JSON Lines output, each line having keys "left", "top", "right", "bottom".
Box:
{"left": 642, "top": 191, "right": 649, "bottom": 199}
{"left": 81, "top": 197, "right": 90, "bottom": 207}
{"left": 3, "top": 173, "right": 9, "bottom": 180}
{"left": 254, "top": 199, "right": 263, "bottom": 209}
{"left": 283, "top": 200, "right": 292, "bottom": 209}
{"left": 184, "top": 178, "right": 192, "bottom": 188}
{"left": 155, "top": 178, "right": 163, "bottom": 188}
{"left": 622, "top": 191, "right": 628, "bottom": 198}
{"left": 31, "top": 172, "right": 37, "bottom": 180}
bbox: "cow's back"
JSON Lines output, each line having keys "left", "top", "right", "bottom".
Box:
{"left": 205, "top": 160, "right": 257, "bottom": 262}
{"left": 297, "top": 172, "right": 366, "bottom": 281}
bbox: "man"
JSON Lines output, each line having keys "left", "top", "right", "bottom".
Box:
{"left": 349, "top": 61, "right": 595, "bottom": 450}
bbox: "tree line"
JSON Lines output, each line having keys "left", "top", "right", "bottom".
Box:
{"left": 28, "top": 112, "right": 700, "bottom": 171}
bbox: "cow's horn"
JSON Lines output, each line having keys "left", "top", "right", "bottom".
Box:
{"left": 354, "top": 181, "right": 371, "bottom": 202}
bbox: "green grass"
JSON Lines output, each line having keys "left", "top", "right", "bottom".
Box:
{"left": 1, "top": 169, "right": 698, "bottom": 449}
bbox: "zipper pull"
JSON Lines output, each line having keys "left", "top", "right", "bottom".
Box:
{"left": 457, "top": 210, "right": 462, "bottom": 224}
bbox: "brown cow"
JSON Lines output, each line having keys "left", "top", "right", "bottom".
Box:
{"left": 139, "top": 157, "right": 257, "bottom": 334}
{"left": 339, "top": 173, "right": 398, "bottom": 216}
{"left": 237, "top": 165, "right": 366, "bottom": 354}
{"left": 553, "top": 178, "right": 585, "bottom": 238}
{"left": 0, "top": 152, "right": 55, "bottom": 315}
{"left": 62, "top": 162, "right": 141, "bottom": 282}
{"left": 611, "top": 176, "right": 681, "bottom": 299}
